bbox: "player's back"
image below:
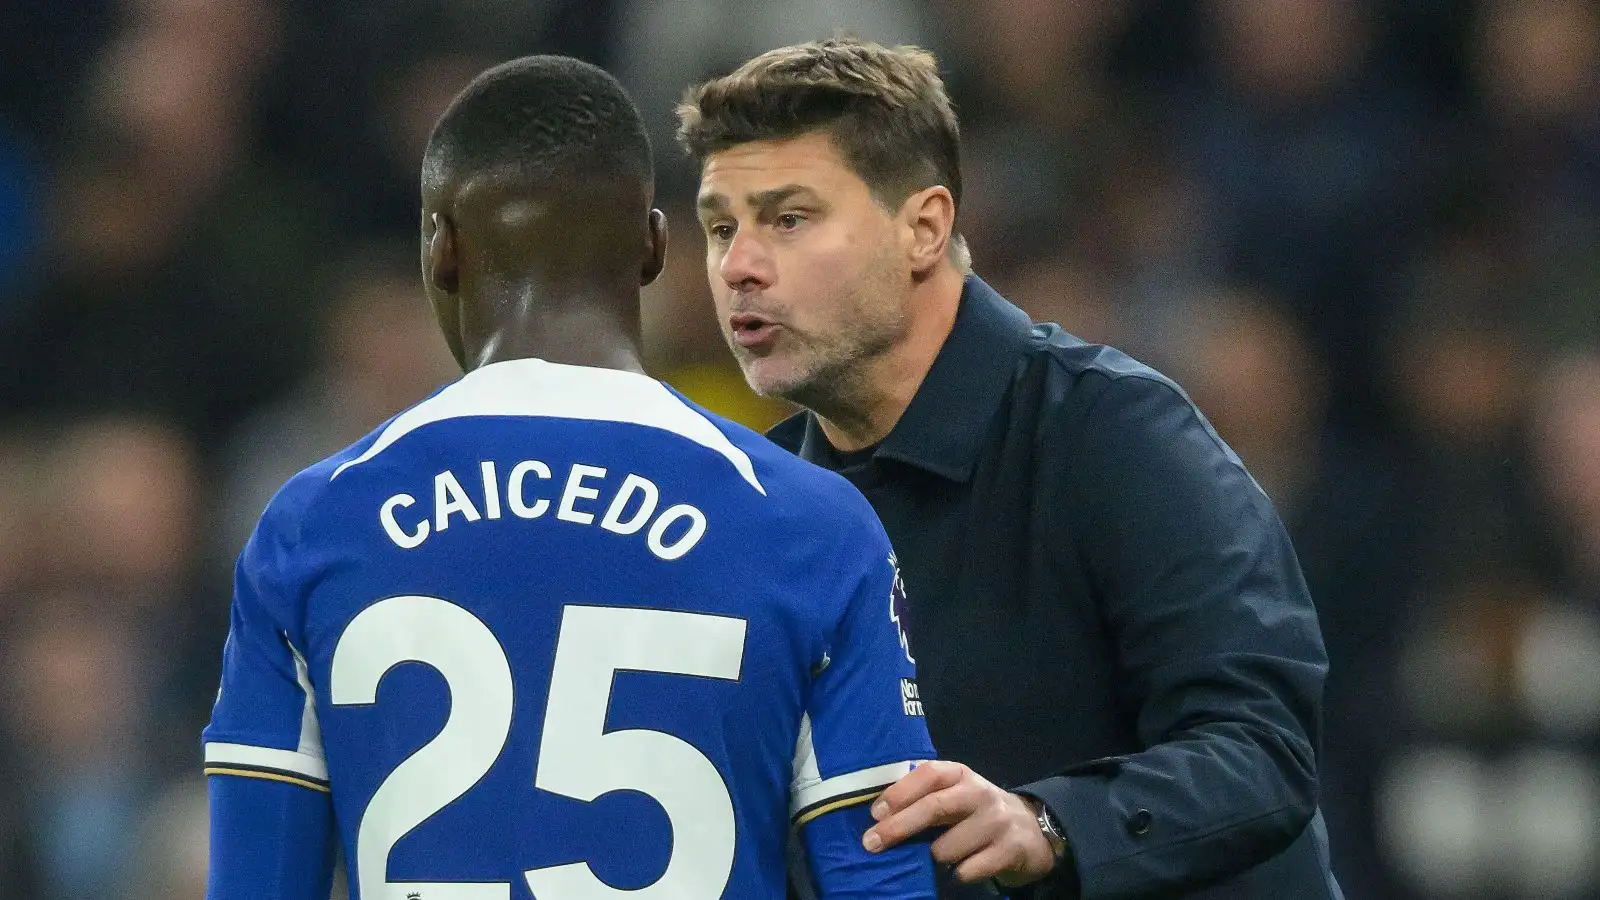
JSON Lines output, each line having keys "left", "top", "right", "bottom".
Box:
{"left": 203, "top": 358, "right": 929, "bottom": 899}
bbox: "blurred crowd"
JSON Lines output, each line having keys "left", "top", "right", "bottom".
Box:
{"left": 0, "top": 0, "right": 1596, "bottom": 897}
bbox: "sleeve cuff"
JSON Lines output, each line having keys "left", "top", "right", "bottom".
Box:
{"left": 204, "top": 741, "right": 330, "bottom": 792}
{"left": 791, "top": 759, "right": 917, "bottom": 826}
{"left": 1010, "top": 775, "right": 1091, "bottom": 900}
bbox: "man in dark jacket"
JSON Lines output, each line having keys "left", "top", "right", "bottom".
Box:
{"left": 678, "top": 38, "right": 1343, "bottom": 899}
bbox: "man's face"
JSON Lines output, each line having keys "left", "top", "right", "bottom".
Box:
{"left": 697, "top": 131, "right": 910, "bottom": 403}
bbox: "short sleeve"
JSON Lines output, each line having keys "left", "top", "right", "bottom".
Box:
{"left": 201, "top": 526, "right": 328, "bottom": 793}
{"left": 791, "top": 535, "right": 935, "bottom": 826}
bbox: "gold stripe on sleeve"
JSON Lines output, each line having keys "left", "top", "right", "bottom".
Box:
{"left": 204, "top": 766, "right": 332, "bottom": 793}
{"left": 793, "top": 789, "right": 883, "bottom": 827}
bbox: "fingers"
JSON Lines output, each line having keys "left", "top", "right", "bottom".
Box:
{"left": 929, "top": 807, "right": 1000, "bottom": 863}
{"left": 872, "top": 760, "right": 966, "bottom": 817}
{"left": 864, "top": 771, "right": 1060, "bottom": 888}
{"left": 865, "top": 782, "right": 976, "bottom": 851}
{"left": 862, "top": 761, "right": 971, "bottom": 852}
{"left": 953, "top": 842, "right": 1023, "bottom": 884}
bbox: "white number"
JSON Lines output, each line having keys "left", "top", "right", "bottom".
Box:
{"left": 331, "top": 595, "right": 513, "bottom": 900}
{"left": 525, "top": 605, "right": 745, "bottom": 898}
{"left": 329, "top": 597, "right": 747, "bottom": 900}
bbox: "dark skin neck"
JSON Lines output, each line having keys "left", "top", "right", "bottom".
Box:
{"left": 423, "top": 173, "right": 667, "bottom": 376}
{"left": 464, "top": 277, "right": 647, "bottom": 374}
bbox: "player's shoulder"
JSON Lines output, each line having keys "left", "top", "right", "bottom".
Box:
{"left": 325, "top": 359, "right": 768, "bottom": 493}
{"left": 247, "top": 408, "right": 406, "bottom": 555}
{"left": 697, "top": 402, "right": 888, "bottom": 550}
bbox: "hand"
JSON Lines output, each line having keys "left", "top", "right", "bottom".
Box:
{"left": 862, "top": 760, "right": 1058, "bottom": 886}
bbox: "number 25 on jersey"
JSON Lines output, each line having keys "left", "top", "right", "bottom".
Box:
{"left": 331, "top": 595, "right": 748, "bottom": 899}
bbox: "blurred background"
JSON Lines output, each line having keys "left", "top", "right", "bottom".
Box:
{"left": 0, "top": 0, "right": 1596, "bottom": 896}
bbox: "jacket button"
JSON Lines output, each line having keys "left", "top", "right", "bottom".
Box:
{"left": 1126, "top": 808, "right": 1153, "bottom": 836}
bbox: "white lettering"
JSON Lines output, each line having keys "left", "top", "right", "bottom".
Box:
{"left": 647, "top": 504, "right": 707, "bottom": 561}
{"left": 380, "top": 493, "right": 429, "bottom": 549}
{"left": 600, "top": 474, "right": 660, "bottom": 536}
{"left": 480, "top": 461, "right": 502, "bottom": 520}
{"left": 558, "top": 464, "right": 607, "bottom": 525}
{"left": 901, "top": 678, "right": 925, "bottom": 716}
{"left": 378, "top": 462, "right": 709, "bottom": 560}
{"left": 508, "top": 460, "right": 552, "bottom": 518}
{"left": 434, "top": 470, "right": 482, "bottom": 531}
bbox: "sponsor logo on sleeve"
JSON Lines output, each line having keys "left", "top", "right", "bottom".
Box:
{"left": 900, "top": 678, "right": 925, "bottom": 717}
{"left": 888, "top": 554, "right": 914, "bottom": 664}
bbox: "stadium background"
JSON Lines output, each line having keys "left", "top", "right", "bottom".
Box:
{"left": 0, "top": 0, "right": 1596, "bottom": 897}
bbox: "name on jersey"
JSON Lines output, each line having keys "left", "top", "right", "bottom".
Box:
{"left": 379, "top": 460, "right": 707, "bottom": 560}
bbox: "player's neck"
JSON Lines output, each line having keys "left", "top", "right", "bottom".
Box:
{"left": 468, "top": 283, "right": 645, "bottom": 375}
{"left": 814, "top": 265, "right": 963, "bottom": 452}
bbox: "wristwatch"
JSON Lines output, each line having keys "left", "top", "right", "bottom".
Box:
{"left": 1031, "top": 798, "right": 1069, "bottom": 860}
{"left": 993, "top": 795, "right": 1072, "bottom": 894}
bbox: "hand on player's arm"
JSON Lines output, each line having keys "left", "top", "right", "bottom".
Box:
{"left": 862, "top": 760, "right": 1060, "bottom": 886}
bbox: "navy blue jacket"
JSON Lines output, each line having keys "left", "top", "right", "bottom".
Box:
{"left": 771, "top": 277, "right": 1343, "bottom": 899}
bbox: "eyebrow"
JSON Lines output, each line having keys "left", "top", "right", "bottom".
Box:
{"left": 696, "top": 184, "right": 817, "bottom": 214}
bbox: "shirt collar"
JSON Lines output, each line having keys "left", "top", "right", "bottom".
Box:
{"left": 792, "top": 275, "right": 1035, "bottom": 482}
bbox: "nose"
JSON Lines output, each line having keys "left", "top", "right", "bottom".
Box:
{"left": 718, "top": 230, "right": 775, "bottom": 293}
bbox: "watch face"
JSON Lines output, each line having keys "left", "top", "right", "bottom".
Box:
{"left": 1039, "top": 806, "right": 1065, "bottom": 841}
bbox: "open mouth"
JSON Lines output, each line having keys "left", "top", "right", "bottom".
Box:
{"left": 729, "top": 314, "right": 780, "bottom": 349}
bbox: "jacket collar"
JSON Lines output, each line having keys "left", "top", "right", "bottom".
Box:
{"left": 773, "top": 275, "right": 1035, "bottom": 481}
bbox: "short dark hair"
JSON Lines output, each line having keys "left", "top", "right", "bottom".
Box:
{"left": 676, "top": 38, "right": 962, "bottom": 214}
{"left": 422, "top": 55, "right": 652, "bottom": 195}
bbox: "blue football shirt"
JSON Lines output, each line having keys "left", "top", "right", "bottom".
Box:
{"left": 202, "top": 358, "right": 936, "bottom": 900}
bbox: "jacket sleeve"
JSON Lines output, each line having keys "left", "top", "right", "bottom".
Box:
{"left": 1015, "top": 372, "right": 1328, "bottom": 900}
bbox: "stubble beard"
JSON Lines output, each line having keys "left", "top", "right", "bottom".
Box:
{"left": 741, "top": 258, "right": 908, "bottom": 432}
